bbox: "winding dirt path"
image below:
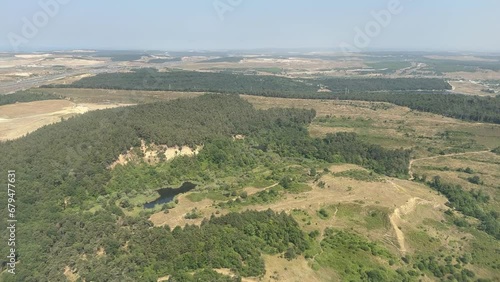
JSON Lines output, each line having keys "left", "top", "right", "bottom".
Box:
{"left": 388, "top": 197, "right": 430, "bottom": 254}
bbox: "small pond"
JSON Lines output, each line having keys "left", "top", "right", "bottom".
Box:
{"left": 143, "top": 182, "right": 196, "bottom": 209}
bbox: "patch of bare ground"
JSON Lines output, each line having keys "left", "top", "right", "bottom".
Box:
{"left": 0, "top": 100, "right": 130, "bottom": 141}
{"left": 388, "top": 197, "right": 433, "bottom": 254}
{"left": 63, "top": 266, "right": 79, "bottom": 282}
{"left": 448, "top": 80, "right": 496, "bottom": 96}
{"left": 109, "top": 139, "right": 203, "bottom": 169}
{"left": 96, "top": 247, "right": 106, "bottom": 257}
{"left": 157, "top": 275, "right": 170, "bottom": 282}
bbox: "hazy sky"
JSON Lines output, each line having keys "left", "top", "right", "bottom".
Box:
{"left": 1, "top": 0, "right": 500, "bottom": 52}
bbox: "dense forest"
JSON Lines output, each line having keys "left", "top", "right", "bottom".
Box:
{"left": 45, "top": 68, "right": 317, "bottom": 95}
{"left": 318, "top": 77, "right": 452, "bottom": 92}
{"left": 44, "top": 69, "right": 500, "bottom": 124}
{"left": 0, "top": 95, "right": 413, "bottom": 281}
{"left": 0, "top": 91, "right": 62, "bottom": 106}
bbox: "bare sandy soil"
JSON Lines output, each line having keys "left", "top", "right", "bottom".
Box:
{"left": 448, "top": 80, "right": 497, "bottom": 96}
{"left": 109, "top": 140, "right": 202, "bottom": 169}
{"left": 0, "top": 100, "right": 131, "bottom": 141}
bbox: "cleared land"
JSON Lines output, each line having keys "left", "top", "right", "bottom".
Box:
{"left": 0, "top": 100, "right": 129, "bottom": 141}
{"left": 449, "top": 80, "right": 497, "bottom": 96}
{"left": 0, "top": 90, "right": 204, "bottom": 141}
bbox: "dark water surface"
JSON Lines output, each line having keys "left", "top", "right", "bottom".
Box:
{"left": 143, "top": 182, "right": 196, "bottom": 209}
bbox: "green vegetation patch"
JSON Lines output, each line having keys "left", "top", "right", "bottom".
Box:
{"left": 315, "top": 229, "right": 407, "bottom": 281}
{"left": 365, "top": 61, "right": 413, "bottom": 72}
{"left": 218, "top": 188, "right": 283, "bottom": 210}
{"left": 406, "top": 229, "right": 441, "bottom": 253}
{"left": 364, "top": 207, "right": 391, "bottom": 230}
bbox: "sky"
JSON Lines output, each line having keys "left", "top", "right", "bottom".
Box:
{"left": 1, "top": 0, "right": 500, "bottom": 52}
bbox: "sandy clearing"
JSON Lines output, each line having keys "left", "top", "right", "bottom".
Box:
{"left": 0, "top": 100, "right": 74, "bottom": 119}
{"left": 448, "top": 81, "right": 496, "bottom": 96}
{"left": 0, "top": 100, "right": 131, "bottom": 141}
{"left": 63, "top": 266, "right": 79, "bottom": 282}
{"left": 109, "top": 140, "right": 203, "bottom": 169}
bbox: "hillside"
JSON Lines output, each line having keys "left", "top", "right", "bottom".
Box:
{"left": 0, "top": 94, "right": 498, "bottom": 281}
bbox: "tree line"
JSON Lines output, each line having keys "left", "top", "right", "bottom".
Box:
{"left": 0, "top": 91, "right": 62, "bottom": 106}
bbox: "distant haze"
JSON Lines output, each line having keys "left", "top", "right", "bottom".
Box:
{"left": 1, "top": 0, "right": 500, "bottom": 52}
